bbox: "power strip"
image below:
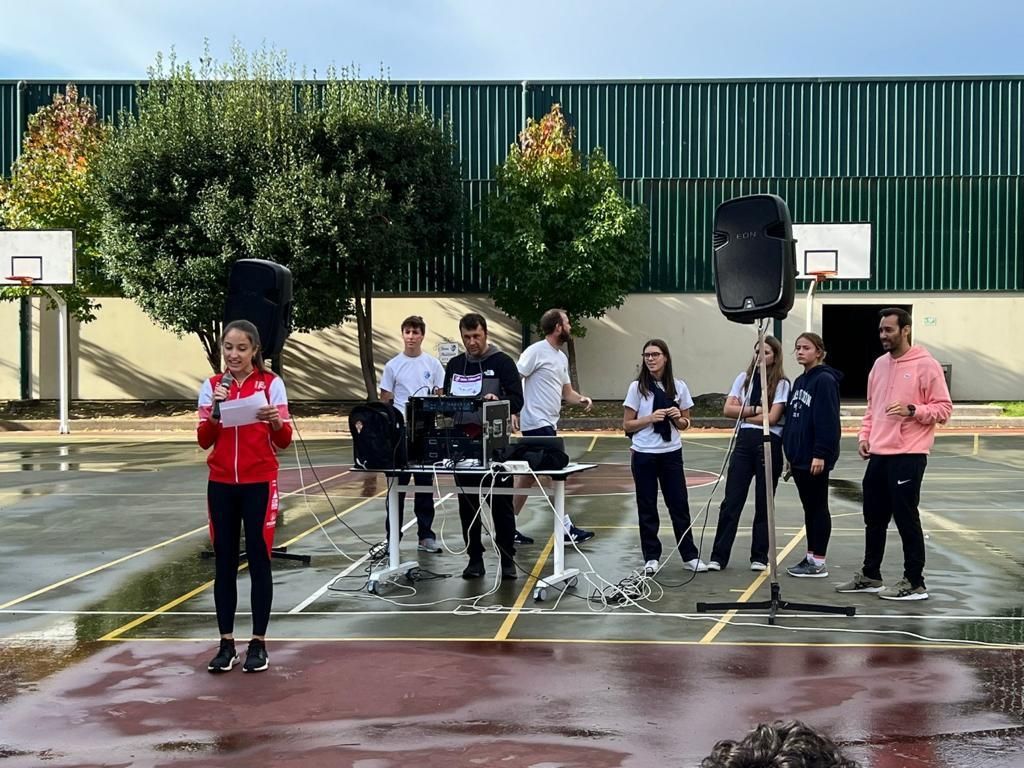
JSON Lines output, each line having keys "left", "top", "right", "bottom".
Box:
{"left": 494, "top": 460, "right": 531, "bottom": 473}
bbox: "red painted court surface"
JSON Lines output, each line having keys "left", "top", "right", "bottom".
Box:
{"left": 2, "top": 432, "right": 1024, "bottom": 766}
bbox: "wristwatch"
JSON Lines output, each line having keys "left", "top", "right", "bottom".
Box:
{"left": 907, "top": 404, "right": 917, "bottom": 417}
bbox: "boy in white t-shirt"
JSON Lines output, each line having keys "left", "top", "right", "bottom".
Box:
{"left": 379, "top": 315, "right": 446, "bottom": 553}
{"left": 513, "top": 309, "right": 594, "bottom": 544}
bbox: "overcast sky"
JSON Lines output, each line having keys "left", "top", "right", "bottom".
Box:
{"left": 1, "top": 0, "right": 1021, "bottom": 81}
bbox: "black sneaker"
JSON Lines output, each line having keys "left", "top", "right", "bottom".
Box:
{"left": 501, "top": 562, "right": 518, "bottom": 580}
{"left": 462, "top": 560, "right": 486, "bottom": 579}
{"left": 207, "top": 638, "right": 238, "bottom": 673}
{"left": 565, "top": 526, "right": 595, "bottom": 544}
{"left": 242, "top": 639, "right": 269, "bottom": 673}
{"left": 513, "top": 530, "right": 535, "bottom": 545}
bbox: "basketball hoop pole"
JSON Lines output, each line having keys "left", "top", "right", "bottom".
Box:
{"left": 7, "top": 276, "right": 69, "bottom": 434}
{"left": 804, "top": 272, "right": 834, "bottom": 333}
{"left": 42, "top": 285, "right": 70, "bottom": 434}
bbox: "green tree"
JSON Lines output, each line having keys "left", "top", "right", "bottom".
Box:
{"left": 247, "top": 72, "right": 462, "bottom": 397}
{"left": 0, "top": 85, "right": 111, "bottom": 321}
{"left": 478, "top": 104, "right": 648, "bottom": 388}
{"left": 93, "top": 46, "right": 299, "bottom": 372}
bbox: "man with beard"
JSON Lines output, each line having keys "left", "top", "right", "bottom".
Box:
{"left": 444, "top": 312, "right": 524, "bottom": 580}
{"left": 836, "top": 308, "right": 952, "bottom": 601}
{"left": 512, "top": 308, "right": 595, "bottom": 544}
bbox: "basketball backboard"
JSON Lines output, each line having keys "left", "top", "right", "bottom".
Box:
{"left": 791, "top": 223, "right": 871, "bottom": 281}
{"left": 0, "top": 230, "right": 75, "bottom": 285}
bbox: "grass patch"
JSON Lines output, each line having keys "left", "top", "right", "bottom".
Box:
{"left": 992, "top": 402, "right": 1024, "bottom": 417}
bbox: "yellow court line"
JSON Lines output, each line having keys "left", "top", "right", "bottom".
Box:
{"left": 0, "top": 470, "right": 353, "bottom": 611}
{"left": 99, "top": 579, "right": 218, "bottom": 641}
{"left": 99, "top": 489, "right": 387, "bottom": 641}
{"left": 698, "top": 527, "right": 808, "bottom": 644}
{"left": 586, "top": 435, "right": 598, "bottom": 453}
{"left": 494, "top": 535, "right": 555, "bottom": 640}
{"left": 0, "top": 526, "right": 206, "bottom": 611}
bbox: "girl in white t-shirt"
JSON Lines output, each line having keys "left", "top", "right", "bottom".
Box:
{"left": 623, "top": 339, "right": 708, "bottom": 575}
{"left": 708, "top": 335, "right": 790, "bottom": 572}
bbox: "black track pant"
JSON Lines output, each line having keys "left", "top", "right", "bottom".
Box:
{"left": 861, "top": 453, "right": 928, "bottom": 589}
{"left": 207, "top": 479, "right": 277, "bottom": 636}
{"left": 791, "top": 468, "right": 832, "bottom": 558}
{"left": 385, "top": 472, "right": 436, "bottom": 541}
{"left": 456, "top": 473, "right": 516, "bottom": 566}
{"left": 630, "top": 448, "right": 699, "bottom": 563}
{"left": 710, "top": 430, "right": 782, "bottom": 567}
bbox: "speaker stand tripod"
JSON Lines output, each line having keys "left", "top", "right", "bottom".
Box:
{"left": 696, "top": 321, "right": 854, "bottom": 625}
{"left": 201, "top": 545, "right": 312, "bottom": 566}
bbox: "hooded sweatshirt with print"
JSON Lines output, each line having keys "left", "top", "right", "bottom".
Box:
{"left": 858, "top": 345, "right": 952, "bottom": 455}
{"left": 783, "top": 364, "right": 843, "bottom": 471}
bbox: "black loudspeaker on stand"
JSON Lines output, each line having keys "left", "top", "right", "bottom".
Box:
{"left": 697, "top": 194, "right": 853, "bottom": 624}
{"left": 224, "top": 259, "right": 294, "bottom": 365}
{"left": 213, "top": 259, "right": 309, "bottom": 566}
{"left": 713, "top": 194, "right": 796, "bottom": 324}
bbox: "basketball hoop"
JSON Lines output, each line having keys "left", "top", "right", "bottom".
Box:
{"left": 5, "top": 275, "right": 36, "bottom": 287}
{"left": 809, "top": 270, "right": 837, "bottom": 284}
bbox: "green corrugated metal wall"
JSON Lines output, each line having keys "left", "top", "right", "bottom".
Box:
{"left": 2, "top": 77, "right": 1022, "bottom": 293}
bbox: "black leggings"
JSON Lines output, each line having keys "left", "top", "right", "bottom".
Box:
{"left": 791, "top": 467, "right": 832, "bottom": 557}
{"left": 207, "top": 480, "right": 278, "bottom": 637}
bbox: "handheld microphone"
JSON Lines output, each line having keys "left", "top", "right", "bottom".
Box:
{"left": 211, "top": 372, "right": 233, "bottom": 420}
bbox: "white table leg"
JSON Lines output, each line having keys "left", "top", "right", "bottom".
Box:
{"left": 367, "top": 475, "right": 418, "bottom": 594}
{"left": 533, "top": 479, "right": 580, "bottom": 601}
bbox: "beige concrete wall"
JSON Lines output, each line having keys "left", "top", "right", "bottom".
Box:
{"left": 0, "top": 299, "right": 21, "bottom": 399}
{"left": 5, "top": 292, "right": 1023, "bottom": 401}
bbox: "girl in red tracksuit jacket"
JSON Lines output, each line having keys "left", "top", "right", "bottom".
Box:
{"left": 197, "top": 319, "right": 292, "bottom": 674}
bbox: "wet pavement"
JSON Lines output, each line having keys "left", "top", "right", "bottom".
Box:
{"left": 1, "top": 432, "right": 1024, "bottom": 766}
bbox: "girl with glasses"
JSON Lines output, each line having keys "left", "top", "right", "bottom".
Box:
{"left": 623, "top": 339, "right": 708, "bottom": 575}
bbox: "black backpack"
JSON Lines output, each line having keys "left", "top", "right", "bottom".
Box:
{"left": 349, "top": 401, "right": 407, "bottom": 469}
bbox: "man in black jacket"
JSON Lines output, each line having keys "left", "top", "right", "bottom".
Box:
{"left": 444, "top": 313, "right": 524, "bottom": 580}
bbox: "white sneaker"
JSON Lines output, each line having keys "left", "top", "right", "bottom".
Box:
{"left": 643, "top": 559, "right": 660, "bottom": 575}
{"left": 706, "top": 561, "right": 722, "bottom": 571}
{"left": 684, "top": 558, "right": 709, "bottom": 573}
{"left": 750, "top": 561, "right": 767, "bottom": 572}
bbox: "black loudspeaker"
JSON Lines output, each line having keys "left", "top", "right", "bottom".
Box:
{"left": 713, "top": 194, "right": 797, "bottom": 324}
{"left": 224, "top": 259, "right": 293, "bottom": 360}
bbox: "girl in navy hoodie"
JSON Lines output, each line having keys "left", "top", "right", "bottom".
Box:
{"left": 782, "top": 332, "right": 841, "bottom": 578}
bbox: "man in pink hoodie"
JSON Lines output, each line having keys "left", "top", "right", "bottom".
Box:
{"left": 836, "top": 308, "right": 952, "bottom": 601}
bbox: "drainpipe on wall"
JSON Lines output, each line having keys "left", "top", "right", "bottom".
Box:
{"left": 16, "top": 80, "right": 31, "bottom": 399}
{"left": 519, "top": 80, "right": 530, "bottom": 352}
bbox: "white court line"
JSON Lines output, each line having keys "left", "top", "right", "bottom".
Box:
{"left": 6, "top": 608, "right": 1024, "bottom": 621}
{"left": 288, "top": 492, "right": 454, "bottom": 614}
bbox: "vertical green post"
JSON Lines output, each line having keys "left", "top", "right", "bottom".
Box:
{"left": 16, "top": 81, "right": 31, "bottom": 399}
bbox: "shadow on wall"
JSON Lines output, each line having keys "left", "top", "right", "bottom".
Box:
{"left": 282, "top": 325, "right": 396, "bottom": 400}
{"left": 912, "top": 342, "right": 1016, "bottom": 403}
{"left": 76, "top": 337, "right": 199, "bottom": 400}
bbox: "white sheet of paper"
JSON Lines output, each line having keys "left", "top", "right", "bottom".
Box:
{"left": 218, "top": 393, "right": 267, "bottom": 427}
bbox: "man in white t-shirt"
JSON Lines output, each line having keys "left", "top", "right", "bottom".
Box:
{"left": 379, "top": 315, "right": 446, "bottom": 553}
{"left": 513, "top": 308, "right": 594, "bottom": 544}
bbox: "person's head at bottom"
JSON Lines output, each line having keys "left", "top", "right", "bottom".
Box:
{"left": 700, "top": 720, "right": 860, "bottom": 768}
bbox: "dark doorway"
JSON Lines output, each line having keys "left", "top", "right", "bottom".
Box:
{"left": 821, "top": 304, "right": 912, "bottom": 400}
